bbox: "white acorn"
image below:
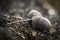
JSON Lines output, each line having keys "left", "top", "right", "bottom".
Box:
{"left": 27, "top": 10, "right": 51, "bottom": 32}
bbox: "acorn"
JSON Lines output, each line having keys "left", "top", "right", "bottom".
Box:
{"left": 38, "top": 17, "right": 51, "bottom": 32}
{"left": 27, "top": 10, "right": 51, "bottom": 32}
{"left": 31, "top": 16, "right": 51, "bottom": 32}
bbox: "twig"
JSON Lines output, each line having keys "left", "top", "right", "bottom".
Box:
{"left": 7, "top": 19, "right": 32, "bottom": 25}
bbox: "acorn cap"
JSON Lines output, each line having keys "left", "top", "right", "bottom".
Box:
{"left": 27, "top": 10, "right": 42, "bottom": 18}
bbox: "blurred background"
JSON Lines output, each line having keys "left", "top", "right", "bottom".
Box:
{"left": 0, "top": 0, "right": 60, "bottom": 17}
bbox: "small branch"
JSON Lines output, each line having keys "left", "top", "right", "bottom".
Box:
{"left": 7, "top": 19, "right": 32, "bottom": 25}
